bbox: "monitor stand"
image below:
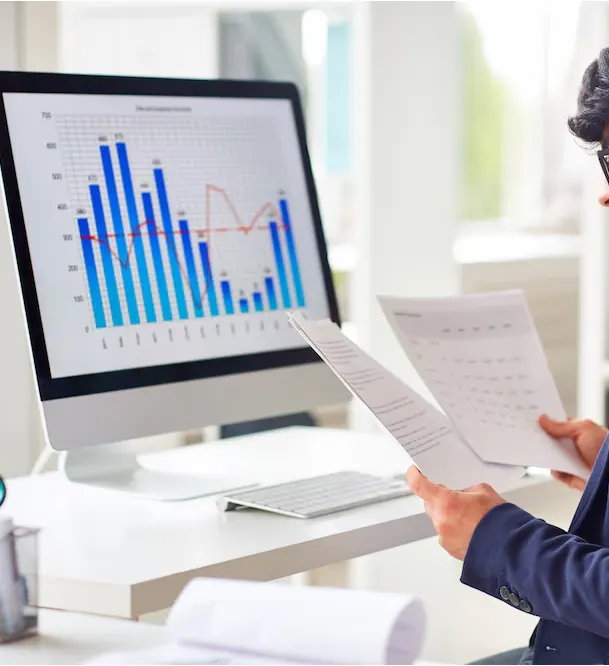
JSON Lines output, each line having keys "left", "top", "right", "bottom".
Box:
{"left": 58, "top": 441, "right": 255, "bottom": 501}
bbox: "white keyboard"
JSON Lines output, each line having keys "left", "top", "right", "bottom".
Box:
{"left": 216, "top": 471, "right": 411, "bottom": 519}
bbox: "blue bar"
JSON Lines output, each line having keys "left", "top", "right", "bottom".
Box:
{"left": 141, "top": 192, "right": 173, "bottom": 322}
{"left": 178, "top": 220, "right": 203, "bottom": 318}
{"left": 116, "top": 142, "right": 156, "bottom": 323}
{"left": 269, "top": 221, "right": 291, "bottom": 308}
{"left": 99, "top": 145, "right": 140, "bottom": 324}
{"left": 78, "top": 218, "right": 106, "bottom": 329}
{"left": 252, "top": 291, "right": 263, "bottom": 312}
{"left": 239, "top": 297, "right": 249, "bottom": 314}
{"left": 89, "top": 184, "right": 123, "bottom": 326}
{"left": 221, "top": 280, "right": 234, "bottom": 315}
{"left": 264, "top": 276, "right": 278, "bottom": 311}
{"left": 198, "top": 242, "right": 219, "bottom": 316}
{"left": 279, "top": 198, "right": 305, "bottom": 307}
{"left": 153, "top": 168, "right": 188, "bottom": 320}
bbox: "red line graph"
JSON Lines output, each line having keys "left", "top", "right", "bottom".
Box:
{"left": 81, "top": 184, "right": 282, "bottom": 310}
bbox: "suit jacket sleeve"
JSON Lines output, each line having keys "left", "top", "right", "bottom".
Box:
{"left": 461, "top": 502, "right": 609, "bottom": 638}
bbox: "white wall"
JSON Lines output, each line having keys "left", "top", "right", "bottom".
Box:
{"left": 60, "top": 1, "right": 218, "bottom": 78}
{"left": 0, "top": 2, "right": 56, "bottom": 477}
{"left": 349, "top": 1, "right": 460, "bottom": 428}
{"left": 0, "top": 4, "right": 18, "bottom": 69}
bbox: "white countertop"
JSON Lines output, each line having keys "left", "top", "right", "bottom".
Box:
{"left": 5, "top": 427, "right": 562, "bottom": 619}
{"left": 1, "top": 610, "right": 164, "bottom": 664}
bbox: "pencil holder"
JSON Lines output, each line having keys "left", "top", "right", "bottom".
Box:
{"left": 0, "top": 525, "right": 39, "bottom": 644}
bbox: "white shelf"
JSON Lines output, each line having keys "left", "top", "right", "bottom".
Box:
{"left": 453, "top": 231, "right": 581, "bottom": 265}
{"left": 328, "top": 233, "right": 582, "bottom": 276}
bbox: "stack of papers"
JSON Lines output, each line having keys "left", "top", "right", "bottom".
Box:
{"left": 89, "top": 578, "right": 426, "bottom": 665}
{"left": 288, "top": 290, "right": 588, "bottom": 491}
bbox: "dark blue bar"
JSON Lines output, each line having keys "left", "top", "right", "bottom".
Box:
{"left": 142, "top": 192, "right": 173, "bottom": 322}
{"left": 116, "top": 142, "right": 156, "bottom": 323}
{"left": 252, "top": 291, "right": 263, "bottom": 312}
{"left": 269, "top": 221, "right": 291, "bottom": 308}
{"left": 279, "top": 198, "right": 305, "bottom": 307}
{"left": 239, "top": 297, "right": 249, "bottom": 314}
{"left": 153, "top": 168, "right": 188, "bottom": 320}
{"left": 99, "top": 145, "right": 140, "bottom": 324}
{"left": 178, "top": 220, "right": 203, "bottom": 318}
{"left": 198, "top": 242, "right": 219, "bottom": 316}
{"left": 89, "top": 184, "right": 123, "bottom": 326}
{"left": 221, "top": 280, "right": 234, "bottom": 315}
{"left": 78, "top": 218, "right": 106, "bottom": 329}
{"left": 264, "top": 277, "right": 278, "bottom": 311}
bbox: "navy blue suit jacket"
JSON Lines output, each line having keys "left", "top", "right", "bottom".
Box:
{"left": 462, "top": 434, "right": 609, "bottom": 664}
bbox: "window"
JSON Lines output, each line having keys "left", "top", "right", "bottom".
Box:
{"left": 217, "top": 8, "right": 354, "bottom": 318}
{"left": 459, "top": 1, "right": 584, "bottom": 229}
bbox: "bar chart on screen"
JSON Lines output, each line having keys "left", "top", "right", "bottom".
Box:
{"left": 73, "top": 137, "right": 306, "bottom": 331}
{"left": 3, "top": 92, "right": 330, "bottom": 378}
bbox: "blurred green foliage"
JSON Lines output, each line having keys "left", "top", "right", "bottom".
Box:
{"left": 459, "top": 7, "right": 507, "bottom": 221}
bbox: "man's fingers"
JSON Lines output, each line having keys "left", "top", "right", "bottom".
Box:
{"left": 406, "top": 466, "right": 447, "bottom": 502}
{"left": 462, "top": 482, "right": 493, "bottom": 494}
{"left": 539, "top": 413, "right": 577, "bottom": 438}
{"left": 551, "top": 470, "right": 570, "bottom": 483}
{"left": 551, "top": 469, "right": 586, "bottom": 492}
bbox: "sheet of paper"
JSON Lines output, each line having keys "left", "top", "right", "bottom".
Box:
{"left": 378, "top": 291, "right": 588, "bottom": 478}
{"left": 289, "top": 313, "right": 522, "bottom": 490}
{"left": 167, "top": 577, "right": 426, "bottom": 666}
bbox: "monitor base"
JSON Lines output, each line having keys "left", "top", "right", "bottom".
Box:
{"left": 58, "top": 442, "right": 255, "bottom": 501}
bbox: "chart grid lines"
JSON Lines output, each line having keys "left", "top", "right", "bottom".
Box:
{"left": 55, "top": 114, "right": 310, "bottom": 331}
{"left": 2, "top": 92, "right": 336, "bottom": 381}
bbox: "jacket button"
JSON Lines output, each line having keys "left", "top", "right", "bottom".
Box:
{"left": 508, "top": 592, "right": 520, "bottom": 606}
{"left": 499, "top": 586, "right": 510, "bottom": 600}
{"left": 519, "top": 599, "right": 532, "bottom": 613}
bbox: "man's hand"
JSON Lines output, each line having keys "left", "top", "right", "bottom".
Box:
{"left": 406, "top": 466, "right": 505, "bottom": 560}
{"left": 539, "top": 414, "right": 608, "bottom": 492}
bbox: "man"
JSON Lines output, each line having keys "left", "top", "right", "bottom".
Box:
{"left": 407, "top": 47, "right": 609, "bottom": 665}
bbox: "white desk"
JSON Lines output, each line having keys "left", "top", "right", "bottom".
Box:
{"left": 6, "top": 427, "right": 566, "bottom": 620}
{"left": 1, "top": 610, "right": 164, "bottom": 664}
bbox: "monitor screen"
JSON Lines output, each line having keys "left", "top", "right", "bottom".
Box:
{"left": 0, "top": 80, "right": 337, "bottom": 399}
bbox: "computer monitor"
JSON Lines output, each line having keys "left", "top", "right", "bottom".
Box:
{"left": 0, "top": 72, "right": 348, "bottom": 499}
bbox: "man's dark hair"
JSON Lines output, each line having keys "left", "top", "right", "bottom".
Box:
{"left": 568, "top": 47, "right": 609, "bottom": 145}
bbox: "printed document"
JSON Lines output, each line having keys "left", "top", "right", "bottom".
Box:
{"left": 378, "top": 292, "right": 588, "bottom": 477}
{"left": 288, "top": 289, "right": 588, "bottom": 488}
{"left": 289, "top": 313, "right": 522, "bottom": 490}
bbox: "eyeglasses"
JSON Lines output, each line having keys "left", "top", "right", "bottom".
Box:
{"left": 598, "top": 146, "right": 609, "bottom": 185}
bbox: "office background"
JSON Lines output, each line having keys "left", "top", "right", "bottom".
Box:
{"left": 0, "top": 1, "right": 603, "bottom": 662}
